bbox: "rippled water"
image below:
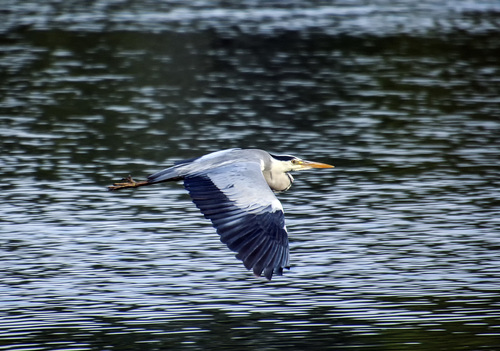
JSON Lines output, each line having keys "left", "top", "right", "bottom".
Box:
{"left": 1, "top": 1, "right": 500, "bottom": 350}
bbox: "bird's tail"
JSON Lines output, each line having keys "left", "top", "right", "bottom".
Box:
{"left": 147, "top": 165, "right": 184, "bottom": 184}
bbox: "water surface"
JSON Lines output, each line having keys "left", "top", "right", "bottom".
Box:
{"left": 1, "top": 1, "right": 500, "bottom": 350}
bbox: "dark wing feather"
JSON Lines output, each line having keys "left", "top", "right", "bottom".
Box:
{"left": 183, "top": 163, "right": 290, "bottom": 280}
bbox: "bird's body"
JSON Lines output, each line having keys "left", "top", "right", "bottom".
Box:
{"left": 109, "top": 148, "right": 333, "bottom": 280}
{"left": 149, "top": 149, "right": 293, "bottom": 192}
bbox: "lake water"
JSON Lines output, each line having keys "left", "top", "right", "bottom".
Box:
{"left": 1, "top": 1, "right": 500, "bottom": 350}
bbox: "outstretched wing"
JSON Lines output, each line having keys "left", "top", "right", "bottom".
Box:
{"left": 183, "top": 162, "right": 290, "bottom": 280}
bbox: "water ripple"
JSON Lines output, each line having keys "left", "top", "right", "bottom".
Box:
{"left": 1, "top": 0, "right": 500, "bottom": 350}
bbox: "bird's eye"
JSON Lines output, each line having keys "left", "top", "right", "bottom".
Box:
{"left": 292, "top": 159, "right": 302, "bottom": 165}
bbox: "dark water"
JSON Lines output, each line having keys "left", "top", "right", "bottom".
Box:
{"left": 1, "top": 1, "right": 500, "bottom": 350}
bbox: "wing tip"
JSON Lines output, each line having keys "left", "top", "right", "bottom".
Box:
{"left": 254, "top": 265, "right": 291, "bottom": 281}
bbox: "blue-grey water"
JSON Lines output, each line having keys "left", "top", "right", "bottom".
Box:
{"left": 1, "top": 1, "right": 500, "bottom": 350}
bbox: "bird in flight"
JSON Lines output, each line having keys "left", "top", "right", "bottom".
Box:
{"left": 108, "top": 148, "right": 333, "bottom": 280}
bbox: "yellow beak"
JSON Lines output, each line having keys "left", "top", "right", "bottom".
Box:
{"left": 302, "top": 160, "right": 335, "bottom": 169}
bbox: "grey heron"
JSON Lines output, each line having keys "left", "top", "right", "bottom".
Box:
{"left": 108, "top": 148, "right": 333, "bottom": 280}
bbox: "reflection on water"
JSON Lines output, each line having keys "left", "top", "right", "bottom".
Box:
{"left": 1, "top": 0, "right": 500, "bottom": 350}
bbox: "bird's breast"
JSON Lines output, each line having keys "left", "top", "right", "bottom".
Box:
{"left": 264, "top": 171, "right": 293, "bottom": 192}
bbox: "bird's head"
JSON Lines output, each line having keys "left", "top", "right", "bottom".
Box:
{"left": 270, "top": 154, "right": 334, "bottom": 172}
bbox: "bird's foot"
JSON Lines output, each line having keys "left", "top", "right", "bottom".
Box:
{"left": 107, "top": 175, "right": 149, "bottom": 191}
